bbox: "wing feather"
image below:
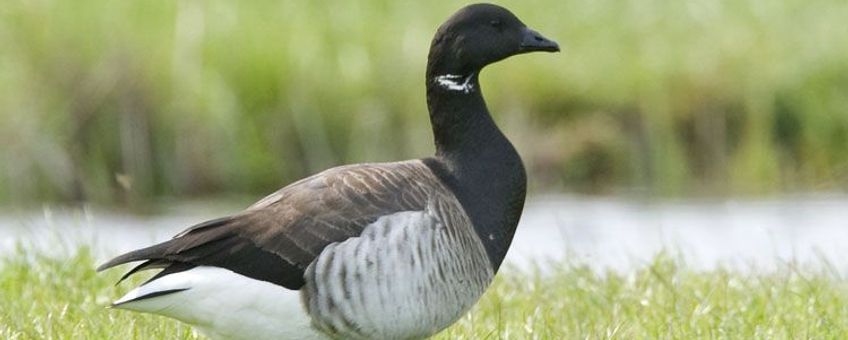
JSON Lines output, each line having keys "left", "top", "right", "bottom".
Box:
{"left": 98, "top": 161, "right": 442, "bottom": 290}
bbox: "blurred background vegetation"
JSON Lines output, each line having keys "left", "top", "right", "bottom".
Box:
{"left": 2, "top": 0, "right": 847, "bottom": 209}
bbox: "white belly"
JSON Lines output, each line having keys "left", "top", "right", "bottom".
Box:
{"left": 114, "top": 266, "right": 327, "bottom": 340}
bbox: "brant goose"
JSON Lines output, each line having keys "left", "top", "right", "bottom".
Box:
{"left": 98, "top": 3, "right": 558, "bottom": 339}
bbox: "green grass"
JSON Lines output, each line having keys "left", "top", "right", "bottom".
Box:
{"left": 0, "top": 247, "right": 196, "bottom": 339}
{"left": 2, "top": 0, "right": 848, "bottom": 207}
{"left": 3, "top": 248, "right": 847, "bottom": 339}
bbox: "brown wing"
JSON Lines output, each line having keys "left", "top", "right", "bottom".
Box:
{"left": 98, "top": 160, "right": 439, "bottom": 290}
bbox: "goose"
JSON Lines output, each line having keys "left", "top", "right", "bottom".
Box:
{"left": 98, "top": 3, "right": 558, "bottom": 339}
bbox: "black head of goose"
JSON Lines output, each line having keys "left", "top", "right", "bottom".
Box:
{"left": 423, "top": 3, "right": 558, "bottom": 272}
{"left": 98, "top": 3, "right": 558, "bottom": 339}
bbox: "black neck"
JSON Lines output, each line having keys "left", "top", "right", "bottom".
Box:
{"left": 422, "top": 66, "right": 527, "bottom": 272}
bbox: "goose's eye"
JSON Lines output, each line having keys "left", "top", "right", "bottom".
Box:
{"left": 490, "top": 20, "right": 502, "bottom": 29}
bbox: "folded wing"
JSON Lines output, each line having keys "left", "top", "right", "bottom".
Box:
{"left": 98, "top": 161, "right": 438, "bottom": 290}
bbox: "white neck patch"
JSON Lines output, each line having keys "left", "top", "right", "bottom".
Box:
{"left": 434, "top": 74, "right": 475, "bottom": 93}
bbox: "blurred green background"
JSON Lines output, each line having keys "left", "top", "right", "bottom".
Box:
{"left": 2, "top": 0, "right": 847, "bottom": 208}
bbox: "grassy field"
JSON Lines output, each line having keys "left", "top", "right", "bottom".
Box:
{"left": 2, "top": 0, "right": 848, "bottom": 207}
{"left": 2, "top": 248, "right": 847, "bottom": 339}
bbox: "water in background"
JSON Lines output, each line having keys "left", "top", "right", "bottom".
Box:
{"left": 2, "top": 194, "right": 847, "bottom": 274}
